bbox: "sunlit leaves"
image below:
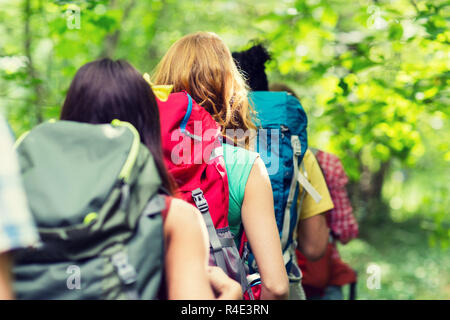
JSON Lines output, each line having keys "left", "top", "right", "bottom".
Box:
{"left": 0, "top": 0, "right": 447, "bottom": 247}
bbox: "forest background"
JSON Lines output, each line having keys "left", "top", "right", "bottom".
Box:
{"left": 0, "top": 0, "right": 448, "bottom": 299}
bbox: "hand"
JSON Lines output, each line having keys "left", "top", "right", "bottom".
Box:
{"left": 207, "top": 266, "right": 242, "bottom": 300}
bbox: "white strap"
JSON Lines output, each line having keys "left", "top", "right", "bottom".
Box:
{"left": 297, "top": 156, "right": 322, "bottom": 203}
{"left": 282, "top": 241, "right": 303, "bottom": 283}
{"left": 282, "top": 241, "right": 298, "bottom": 266}
{"left": 283, "top": 248, "right": 291, "bottom": 265}
{"left": 297, "top": 170, "right": 322, "bottom": 203}
{"left": 296, "top": 163, "right": 308, "bottom": 218}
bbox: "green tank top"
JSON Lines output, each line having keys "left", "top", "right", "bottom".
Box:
{"left": 222, "top": 143, "right": 260, "bottom": 243}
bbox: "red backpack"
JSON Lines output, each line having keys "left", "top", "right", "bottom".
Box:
{"left": 157, "top": 91, "right": 252, "bottom": 297}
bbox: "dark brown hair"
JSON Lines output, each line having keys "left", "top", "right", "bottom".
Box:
{"left": 60, "top": 58, "right": 176, "bottom": 194}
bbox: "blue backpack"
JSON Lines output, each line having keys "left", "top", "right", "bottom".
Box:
{"left": 244, "top": 91, "right": 318, "bottom": 285}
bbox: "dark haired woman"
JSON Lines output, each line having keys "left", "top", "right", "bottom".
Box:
{"left": 61, "top": 58, "right": 241, "bottom": 300}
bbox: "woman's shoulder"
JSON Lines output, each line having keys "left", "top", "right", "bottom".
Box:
{"left": 222, "top": 143, "right": 262, "bottom": 206}
{"left": 161, "top": 195, "right": 196, "bottom": 222}
{"left": 163, "top": 196, "right": 205, "bottom": 236}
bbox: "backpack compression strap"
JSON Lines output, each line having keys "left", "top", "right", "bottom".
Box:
{"left": 281, "top": 135, "right": 303, "bottom": 250}
{"left": 192, "top": 188, "right": 254, "bottom": 298}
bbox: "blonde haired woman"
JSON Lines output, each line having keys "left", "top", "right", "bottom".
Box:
{"left": 153, "top": 32, "right": 289, "bottom": 300}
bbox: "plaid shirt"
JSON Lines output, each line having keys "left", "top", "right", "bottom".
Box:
{"left": 314, "top": 150, "right": 358, "bottom": 244}
{"left": 0, "top": 115, "right": 39, "bottom": 253}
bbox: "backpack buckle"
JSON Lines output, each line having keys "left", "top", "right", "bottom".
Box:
{"left": 291, "top": 135, "right": 302, "bottom": 156}
{"left": 191, "top": 188, "right": 209, "bottom": 214}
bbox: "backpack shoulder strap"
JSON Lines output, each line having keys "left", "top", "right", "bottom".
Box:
{"left": 192, "top": 188, "right": 253, "bottom": 297}
{"left": 280, "top": 135, "right": 302, "bottom": 251}
{"left": 180, "top": 92, "right": 193, "bottom": 134}
{"left": 191, "top": 188, "right": 228, "bottom": 272}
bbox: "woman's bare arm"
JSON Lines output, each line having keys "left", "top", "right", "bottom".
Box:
{"left": 0, "top": 253, "right": 14, "bottom": 300}
{"left": 164, "top": 198, "right": 214, "bottom": 299}
{"left": 241, "top": 157, "right": 289, "bottom": 300}
{"left": 164, "top": 198, "right": 241, "bottom": 300}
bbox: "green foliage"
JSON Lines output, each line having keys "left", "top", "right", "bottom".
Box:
{"left": 0, "top": 0, "right": 448, "bottom": 299}
{"left": 339, "top": 230, "right": 450, "bottom": 299}
{"left": 263, "top": 0, "right": 448, "bottom": 178}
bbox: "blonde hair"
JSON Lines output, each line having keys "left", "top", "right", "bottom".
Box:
{"left": 152, "top": 32, "right": 256, "bottom": 138}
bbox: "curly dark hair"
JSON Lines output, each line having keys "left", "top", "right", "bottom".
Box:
{"left": 232, "top": 43, "right": 271, "bottom": 91}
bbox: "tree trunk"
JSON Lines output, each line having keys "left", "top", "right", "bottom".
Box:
{"left": 100, "top": 0, "right": 137, "bottom": 58}
{"left": 349, "top": 159, "right": 391, "bottom": 238}
{"left": 146, "top": 0, "right": 169, "bottom": 61}
{"left": 24, "top": 0, "right": 44, "bottom": 124}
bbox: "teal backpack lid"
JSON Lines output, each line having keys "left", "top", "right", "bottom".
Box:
{"left": 250, "top": 91, "right": 308, "bottom": 137}
{"left": 250, "top": 91, "right": 287, "bottom": 127}
{"left": 250, "top": 90, "right": 308, "bottom": 156}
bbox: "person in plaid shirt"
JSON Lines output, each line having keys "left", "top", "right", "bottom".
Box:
{"left": 0, "top": 114, "right": 39, "bottom": 299}
{"left": 296, "top": 149, "right": 358, "bottom": 300}
{"left": 314, "top": 150, "right": 359, "bottom": 243}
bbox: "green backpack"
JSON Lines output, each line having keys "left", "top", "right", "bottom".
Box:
{"left": 12, "top": 120, "right": 166, "bottom": 300}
